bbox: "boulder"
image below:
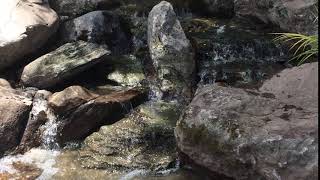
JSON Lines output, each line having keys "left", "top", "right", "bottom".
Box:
{"left": 0, "top": 87, "right": 33, "bottom": 156}
{"left": 260, "top": 62, "right": 318, "bottom": 109}
{"left": 47, "top": 86, "right": 148, "bottom": 144}
{"left": 148, "top": 1, "right": 195, "bottom": 102}
{"left": 59, "top": 11, "right": 131, "bottom": 54}
{"left": 48, "top": 86, "right": 99, "bottom": 116}
{"left": 21, "top": 41, "right": 111, "bottom": 88}
{"left": 0, "top": 0, "right": 59, "bottom": 70}
{"left": 235, "top": 0, "right": 318, "bottom": 35}
{"left": 18, "top": 90, "right": 53, "bottom": 152}
{"left": 79, "top": 101, "right": 182, "bottom": 172}
{"left": 175, "top": 63, "right": 318, "bottom": 179}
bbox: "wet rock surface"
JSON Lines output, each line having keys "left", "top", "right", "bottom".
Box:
{"left": 0, "top": 87, "right": 33, "bottom": 156}
{"left": 175, "top": 63, "right": 318, "bottom": 180}
{"left": 148, "top": 1, "right": 195, "bottom": 102}
{"left": 21, "top": 41, "right": 111, "bottom": 88}
{"left": 0, "top": 0, "right": 59, "bottom": 70}
{"left": 79, "top": 101, "right": 182, "bottom": 172}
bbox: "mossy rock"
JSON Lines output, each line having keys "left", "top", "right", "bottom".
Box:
{"left": 79, "top": 100, "right": 183, "bottom": 173}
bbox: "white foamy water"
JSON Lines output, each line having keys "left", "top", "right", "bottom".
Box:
{"left": 0, "top": 148, "right": 60, "bottom": 179}
{"left": 216, "top": 25, "right": 225, "bottom": 34}
{"left": 41, "top": 114, "right": 60, "bottom": 150}
{"left": 0, "top": 91, "right": 62, "bottom": 179}
{"left": 29, "top": 91, "right": 60, "bottom": 150}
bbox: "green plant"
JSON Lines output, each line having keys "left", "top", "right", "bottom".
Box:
{"left": 272, "top": 33, "right": 318, "bottom": 65}
{"left": 272, "top": 1, "right": 318, "bottom": 65}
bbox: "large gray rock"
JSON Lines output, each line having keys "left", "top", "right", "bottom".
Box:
{"left": 59, "top": 11, "right": 131, "bottom": 54}
{"left": 79, "top": 101, "right": 182, "bottom": 172}
{"left": 148, "top": 1, "right": 195, "bottom": 102}
{"left": 0, "top": 0, "right": 59, "bottom": 70}
{"left": 175, "top": 63, "right": 318, "bottom": 179}
{"left": 0, "top": 87, "right": 33, "bottom": 156}
{"left": 235, "top": 0, "right": 318, "bottom": 35}
{"left": 21, "top": 41, "right": 110, "bottom": 88}
{"left": 48, "top": 86, "right": 148, "bottom": 144}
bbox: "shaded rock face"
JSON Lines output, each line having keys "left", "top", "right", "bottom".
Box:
{"left": 0, "top": 0, "right": 59, "bottom": 70}
{"left": 49, "top": 0, "right": 190, "bottom": 18}
{"left": 189, "top": 0, "right": 234, "bottom": 18}
{"left": 0, "top": 87, "right": 33, "bottom": 156}
{"left": 148, "top": 1, "right": 195, "bottom": 102}
{"left": 18, "top": 90, "right": 53, "bottom": 152}
{"left": 235, "top": 0, "right": 318, "bottom": 35}
{"left": 21, "top": 41, "right": 111, "bottom": 89}
{"left": 79, "top": 101, "right": 182, "bottom": 172}
{"left": 181, "top": 18, "right": 288, "bottom": 88}
{"left": 175, "top": 63, "right": 318, "bottom": 180}
{"left": 48, "top": 86, "right": 148, "bottom": 144}
{"left": 49, "top": 0, "right": 121, "bottom": 18}
{"left": 59, "top": 11, "right": 132, "bottom": 55}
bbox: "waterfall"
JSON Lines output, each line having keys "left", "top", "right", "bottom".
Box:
{"left": 41, "top": 110, "right": 60, "bottom": 150}
{"left": 28, "top": 91, "right": 60, "bottom": 150}
{"left": 0, "top": 91, "right": 61, "bottom": 179}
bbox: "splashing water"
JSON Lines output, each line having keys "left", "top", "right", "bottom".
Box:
{"left": 0, "top": 148, "right": 60, "bottom": 179}
{"left": 29, "top": 91, "right": 60, "bottom": 150}
{"left": 41, "top": 112, "right": 60, "bottom": 150}
{"left": 156, "top": 159, "right": 181, "bottom": 176}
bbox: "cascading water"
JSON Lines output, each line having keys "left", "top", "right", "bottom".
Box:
{"left": 0, "top": 91, "right": 61, "bottom": 179}
{"left": 41, "top": 111, "right": 60, "bottom": 150}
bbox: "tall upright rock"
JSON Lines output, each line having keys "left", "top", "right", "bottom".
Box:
{"left": 148, "top": 1, "right": 195, "bottom": 102}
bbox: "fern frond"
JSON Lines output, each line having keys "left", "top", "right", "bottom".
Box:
{"left": 272, "top": 33, "right": 318, "bottom": 65}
